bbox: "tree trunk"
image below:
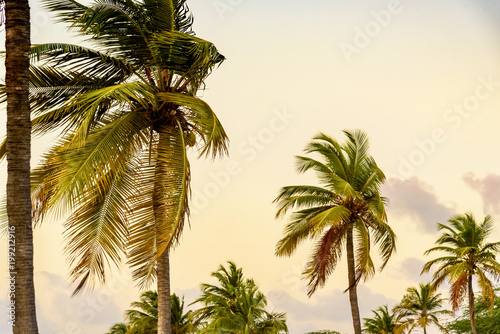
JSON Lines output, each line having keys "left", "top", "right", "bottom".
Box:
{"left": 157, "top": 248, "right": 172, "bottom": 334}
{"left": 154, "top": 130, "right": 172, "bottom": 334}
{"left": 468, "top": 275, "right": 478, "bottom": 334}
{"left": 346, "top": 226, "right": 362, "bottom": 334}
{"left": 5, "top": 1, "right": 39, "bottom": 333}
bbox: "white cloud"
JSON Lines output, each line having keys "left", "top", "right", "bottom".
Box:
{"left": 383, "top": 178, "right": 455, "bottom": 233}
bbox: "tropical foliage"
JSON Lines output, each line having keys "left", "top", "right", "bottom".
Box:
{"left": 106, "top": 323, "right": 130, "bottom": 334}
{"left": 274, "top": 130, "right": 396, "bottom": 334}
{"left": 0, "top": 0, "right": 227, "bottom": 333}
{"left": 393, "top": 283, "right": 451, "bottom": 334}
{"left": 193, "top": 261, "right": 288, "bottom": 334}
{"left": 446, "top": 288, "right": 500, "bottom": 334}
{"left": 362, "top": 305, "right": 400, "bottom": 334}
{"left": 106, "top": 291, "right": 196, "bottom": 334}
{"left": 422, "top": 213, "right": 500, "bottom": 334}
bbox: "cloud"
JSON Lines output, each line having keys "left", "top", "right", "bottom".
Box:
{"left": 396, "top": 257, "right": 433, "bottom": 283}
{"left": 35, "top": 271, "right": 125, "bottom": 334}
{"left": 382, "top": 178, "right": 454, "bottom": 233}
{"left": 463, "top": 172, "right": 500, "bottom": 215}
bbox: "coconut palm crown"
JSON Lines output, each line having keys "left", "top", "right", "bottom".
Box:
{"left": 0, "top": 0, "right": 227, "bottom": 292}
{"left": 274, "top": 130, "right": 396, "bottom": 334}
{"left": 392, "top": 283, "right": 451, "bottom": 334}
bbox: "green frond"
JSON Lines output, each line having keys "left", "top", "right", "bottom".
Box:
{"left": 64, "top": 160, "right": 136, "bottom": 295}
{"left": 308, "top": 206, "right": 350, "bottom": 236}
{"left": 354, "top": 219, "right": 375, "bottom": 281}
{"left": 275, "top": 207, "right": 332, "bottom": 257}
{"left": 126, "top": 160, "right": 157, "bottom": 289}
{"left": 144, "top": 0, "right": 174, "bottom": 32}
{"left": 157, "top": 92, "right": 228, "bottom": 159}
{"left": 41, "top": 111, "right": 149, "bottom": 216}
{"left": 274, "top": 185, "right": 335, "bottom": 218}
{"left": 153, "top": 124, "right": 190, "bottom": 258}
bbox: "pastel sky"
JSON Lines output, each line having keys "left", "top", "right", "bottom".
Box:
{"left": 2, "top": 0, "right": 500, "bottom": 333}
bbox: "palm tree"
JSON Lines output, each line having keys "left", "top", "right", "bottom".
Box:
{"left": 0, "top": 1, "right": 226, "bottom": 334}
{"left": 193, "top": 261, "right": 288, "bottom": 334}
{"left": 171, "top": 293, "right": 197, "bottom": 334}
{"left": 422, "top": 213, "right": 500, "bottom": 334}
{"left": 362, "top": 305, "right": 400, "bottom": 334}
{"left": 274, "top": 130, "right": 396, "bottom": 334}
{"left": 106, "top": 323, "right": 130, "bottom": 334}
{"left": 393, "top": 283, "right": 451, "bottom": 334}
{"left": 127, "top": 290, "right": 158, "bottom": 334}
{"left": 4, "top": 0, "right": 40, "bottom": 333}
{"left": 107, "top": 291, "right": 196, "bottom": 334}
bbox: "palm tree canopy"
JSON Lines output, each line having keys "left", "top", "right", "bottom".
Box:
{"left": 393, "top": 283, "right": 451, "bottom": 333}
{"left": 193, "top": 261, "right": 288, "bottom": 334}
{"left": 106, "top": 322, "right": 129, "bottom": 334}
{"left": 422, "top": 213, "right": 500, "bottom": 311}
{"left": 274, "top": 130, "right": 396, "bottom": 295}
{"left": 0, "top": 0, "right": 228, "bottom": 294}
{"left": 362, "top": 305, "right": 400, "bottom": 334}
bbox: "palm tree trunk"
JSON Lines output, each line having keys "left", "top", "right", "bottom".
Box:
{"left": 157, "top": 249, "right": 172, "bottom": 334}
{"left": 5, "top": 1, "right": 39, "bottom": 333}
{"left": 154, "top": 130, "right": 172, "bottom": 334}
{"left": 468, "top": 275, "right": 478, "bottom": 334}
{"left": 346, "top": 225, "right": 362, "bottom": 334}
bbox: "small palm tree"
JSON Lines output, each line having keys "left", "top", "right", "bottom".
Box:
{"left": 126, "top": 290, "right": 159, "bottom": 334}
{"left": 362, "top": 305, "right": 400, "bottom": 334}
{"left": 193, "top": 261, "right": 288, "bottom": 334}
{"left": 422, "top": 213, "right": 500, "bottom": 334}
{"left": 393, "top": 283, "right": 451, "bottom": 334}
{"left": 106, "top": 323, "right": 130, "bottom": 334}
{"left": 274, "top": 130, "right": 396, "bottom": 334}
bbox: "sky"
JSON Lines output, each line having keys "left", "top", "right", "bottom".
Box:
{"left": 2, "top": 0, "right": 500, "bottom": 333}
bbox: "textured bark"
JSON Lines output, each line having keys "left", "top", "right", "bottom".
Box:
{"left": 346, "top": 226, "right": 361, "bottom": 334}
{"left": 154, "top": 130, "right": 172, "bottom": 334}
{"left": 468, "top": 275, "right": 478, "bottom": 334}
{"left": 156, "top": 249, "right": 172, "bottom": 334}
{"left": 5, "top": 0, "right": 39, "bottom": 333}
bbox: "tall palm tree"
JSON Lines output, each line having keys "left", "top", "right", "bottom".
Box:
{"left": 422, "top": 213, "right": 500, "bottom": 334}
{"left": 4, "top": 0, "right": 40, "bottom": 333}
{"left": 274, "top": 130, "right": 396, "bottom": 334}
{"left": 0, "top": 1, "right": 227, "bottom": 334}
{"left": 392, "top": 283, "right": 451, "bottom": 334}
{"left": 194, "top": 261, "right": 288, "bottom": 334}
{"left": 362, "top": 305, "right": 400, "bottom": 334}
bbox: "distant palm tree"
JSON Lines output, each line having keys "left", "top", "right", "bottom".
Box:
{"left": 105, "top": 291, "right": 196, "bottom": 334}
{"left": 106, "top": 322, "right": 129, "bottom": 334}
{"left": 274, "top": 130, "right": 396, "bottom": 334}
{"left": 422, "top": 213, "right": 500, "bottom": 334}
{"left": 171, "top": 293, "right": 197, "bottom": 334}
{"left": 4, "top": 0, "right": 40, "bottom": 333}
{"left": 393, "top": 283, "right": 451, "bottom": 334}
{"left": 1, "top": 1, "right": 227, "bottom": 334}
{"left": 194, "top": 261, "right": 288, "bottom": 334}
{"left": 127, "top": 290, "right": 158, "bottom": 334}
{"left": 362, "top": 305, "right": 400, "bottom": 334}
